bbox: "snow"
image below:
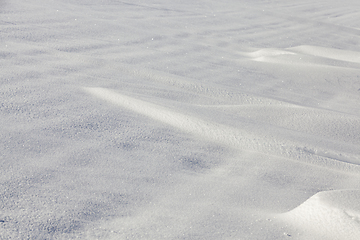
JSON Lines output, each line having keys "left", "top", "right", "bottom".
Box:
{"left": 278, "top": 190, "right": 360, "bottom": 240}
{"left": 1, "top": 0, "right": 360, "bottom": 239}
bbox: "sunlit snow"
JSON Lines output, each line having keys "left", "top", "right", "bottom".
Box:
{"left": 1, "top": 0, "right": 360, "bottom": 239}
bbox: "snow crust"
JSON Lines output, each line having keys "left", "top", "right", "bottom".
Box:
{"left": 1, "top": 0, "right": 360, "bottom": 239}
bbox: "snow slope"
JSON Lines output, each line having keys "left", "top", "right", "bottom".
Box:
{"left": 278, "top": 189, "right": 360, "bottom": 240}
{"left": 1, "top": 0, "right": 360, "bottom": 239}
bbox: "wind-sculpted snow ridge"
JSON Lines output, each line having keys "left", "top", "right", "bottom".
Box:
{"left": 244, "top": 45, "right": 360, "bottom": 69}
{"left": 290, "top": 45, "right": 360, "bottom": 64}
{"left": 245, "top": 49, "right": 296, "bottom": 62}
{"left": 84, "top": 87, "right": 360, "bottom": 173}
{"left": 277, "top": 190, "right": 360, "bottom": 240}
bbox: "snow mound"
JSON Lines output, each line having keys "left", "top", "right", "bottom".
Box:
{"left": 246, "top": 48, "right": 295, "bottom": 62}
{"left": 278, "top": 190, "right": 360, "bottom": 240}
{"left": 290, "top": 45, "right": 360, "bottom": 64}
{"left": 245, "top": 45, "right": 360, "bottom": 67}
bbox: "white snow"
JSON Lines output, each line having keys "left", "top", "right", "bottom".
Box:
{"left": 1, "top": 0, "right": 360, "bottom": 239}
{"left": 278, "top": 190, "right": 360, "bottom": 240}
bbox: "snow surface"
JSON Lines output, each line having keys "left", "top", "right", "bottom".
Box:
{"left": 1, "top": 0, "right": 360, "bottom": 239}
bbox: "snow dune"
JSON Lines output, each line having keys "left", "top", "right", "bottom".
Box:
{"left": 85, "top": 87, "right": 360, "bottom": 171}
{"left": 290, "top": 45, "right": 360, "bottom": 64}
{"left": 245, "top": 45, "right": 360, "bottom": 69}
{"left": 1, "top": 0, "right": 360, "bottom": 239}
{"left": 278, "top": 190, "right": 360, "bottom": 240}
{"left": 85, "top": 86, "right": 360, "bottom": 239}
